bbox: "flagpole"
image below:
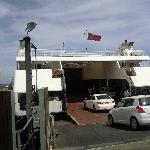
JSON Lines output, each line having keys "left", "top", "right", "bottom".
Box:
{"left": 85, "top": 29, "right": 88, "bottom": 38}
{"left": 86, "top": 48, "right": 87, "bottom": 55}
{"left": 84, "top": 29, "right": 88, "bottom": 54}
{"left": 60, "top": 42, "right": 64, "bottom": 69}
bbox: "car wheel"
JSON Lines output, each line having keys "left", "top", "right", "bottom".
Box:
{"left": 130, "top": 117, "right": 139, "bottom": 130}
{"left": 108, "top": 115, "right": 114, "bottom": 126}
{"left": 93, "top": 105, "right": 96, "bottom": 111}
{"left": 84, "top": 102, "right": 86, "bottom": 109}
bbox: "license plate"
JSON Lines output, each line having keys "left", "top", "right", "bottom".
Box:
{"left": 105, "top": 102, "right": 109, "bottom": 104}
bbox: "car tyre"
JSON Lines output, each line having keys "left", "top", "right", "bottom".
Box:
{"left": 93, "top": 105, "right": 96, "bottom": 112}
{"left": 130, "top": 117, "right": 139, "bottom": 130}
{"left": 84, "top": 102, "right": 86, "bottom": 110}
{"left": 108, "top": 115, "right": 114, "bottom": 126}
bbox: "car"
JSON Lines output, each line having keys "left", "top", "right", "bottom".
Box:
{"left": 108, "top": 95, "right": 150, "bottom": 130}
{"left": 84, "top": 94, "right": 115, "bottom": 111}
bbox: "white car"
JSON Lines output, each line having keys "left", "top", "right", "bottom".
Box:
{"left": 108, "top": 95, "right": 150, "bottom": 130}
{"left": 84, "top": 94, "right": 115, "bottom": 111}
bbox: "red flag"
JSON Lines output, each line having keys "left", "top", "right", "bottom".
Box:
{"left": 87, "top": 32, "right": 101, "bottom": 41}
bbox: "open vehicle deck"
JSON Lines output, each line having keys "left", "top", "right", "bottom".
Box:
{"left": 67, "top": 100, "right": 108, "bottom": 125}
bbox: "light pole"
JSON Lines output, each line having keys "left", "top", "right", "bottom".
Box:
{"left": 62, "top": 42, "right": 64, "bottom": 51}
{"left": 24, "top": 22, "right": 37, "bottom": 120}
{"left": 60, "top": 42, "right": 65, "bottom": 69}
{"left": 31, "top": 43, "right": 38, "bottom": 93}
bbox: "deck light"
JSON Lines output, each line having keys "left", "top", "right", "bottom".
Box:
{"left": 25, "top": 22, "right": 37, "bottom": 35}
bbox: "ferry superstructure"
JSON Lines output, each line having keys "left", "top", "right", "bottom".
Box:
{"left": 13, "top": 40, "right": 150, "bottom": 116}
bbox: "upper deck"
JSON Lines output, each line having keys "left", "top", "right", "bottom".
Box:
{"left": 16, "top": 48, "right": 149, "bottom": 62}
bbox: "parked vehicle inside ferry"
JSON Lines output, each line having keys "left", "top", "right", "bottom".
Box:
{"left": 84, "top": 94, "right": 115, "bottom": 111}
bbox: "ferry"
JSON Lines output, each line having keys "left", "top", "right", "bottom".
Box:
{"left": 13, "top": 40, "right": 150, "bottom": 116}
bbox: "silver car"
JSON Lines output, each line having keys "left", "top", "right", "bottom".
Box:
{"left": 108, "top": 95, "right": 150, "bottom": 130}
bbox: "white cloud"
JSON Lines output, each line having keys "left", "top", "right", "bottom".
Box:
{"left": 1, "top": 0, "right": 150, "bottom": 83}
{"left": 0, "top": 1, "right": 15, "bottom": 17}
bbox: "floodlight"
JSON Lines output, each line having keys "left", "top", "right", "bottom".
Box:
{"left": 25, "top": 22, "right": 37, "bottom": 35}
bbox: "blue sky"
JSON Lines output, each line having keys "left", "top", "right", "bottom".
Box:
{"left": 0, "top": 0, "right": 150, "bottom": 83}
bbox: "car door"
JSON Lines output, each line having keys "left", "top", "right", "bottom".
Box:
{"left": 117, "top": 99, "right": 134, "bottom": 124}
{"left": 112, "top": 100, "right": 125, "bottom": 123}
{"left": 86, "top": 95, "right": 95, "bottom": 109}
{"left": 89, "top": 95, "right": 95, "bottom": 109}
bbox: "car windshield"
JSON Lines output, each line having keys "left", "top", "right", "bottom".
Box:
{"left": 96, "top": 95, "right": 111, "bottom": 100}
{"left": 139, "top": 97, "right": 150, "bottom": 106}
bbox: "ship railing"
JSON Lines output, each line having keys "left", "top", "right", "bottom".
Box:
{"left": 17, "top": 48, "right": 145, "bottom": 57}
{"left": 16, "top": 117, "right": 33, "bottom": 150}
{"left": 131, "top": 50, "right": 144, "bottom": 56}
{"left": 122, "top": 49, "right": 144, "bottom": 56}
{"left": 31, "top": 50, "right": 117, "bottom": 57}
{"left": 17, "top": 49, "right": 117, "bottom": 57}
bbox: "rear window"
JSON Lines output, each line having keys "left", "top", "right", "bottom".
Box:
{"left": 139, "top": 97, "right": 150, "bottom": 106}
{"left": 96, "top": 95, "right": 111, "bottom": 100}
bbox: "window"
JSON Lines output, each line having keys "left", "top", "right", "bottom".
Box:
{"left": 51, "top": 61, "right": 61, "bottom": 69}
{"left": 96, "top": 95, "right": 111, "bottom": 100}
{"left": 18, "top": 62, "right": 25, "bottom": 70}
{"left": 89, "top": 96, "right": 95, "bottom": 100}
{"left": 117, "top": 100, "right": 125, "bottom": 107}
{"left": 123, "top": 99, "right": 134, "bottom": 107}
{"left": 49, "top": 96, "right": 59, "bottom": 101}
{"left": 18, "top": 93, "right": 26, "bottom": 110}
{"left": 139, "top": 97, "right": 150, "bottom": 106}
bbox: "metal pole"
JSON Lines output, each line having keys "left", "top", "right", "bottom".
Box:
{"left": 62, "top": 42, "right": 64, "bottom": 51}
{"left": 35, "top": 48, "right": 37, "bottom": 92}
{"left": 24, "top": 36, "right": 32, "bottom": 120}
{"left": 60, "top": 42, "right": 64, "bottom": 69}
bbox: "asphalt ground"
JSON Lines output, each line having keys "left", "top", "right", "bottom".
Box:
{"left": 87, "top": 138, "right": 150, "bottom": 150}
{"left": 55, "top": 120, "right": 150, "bottom": 150}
